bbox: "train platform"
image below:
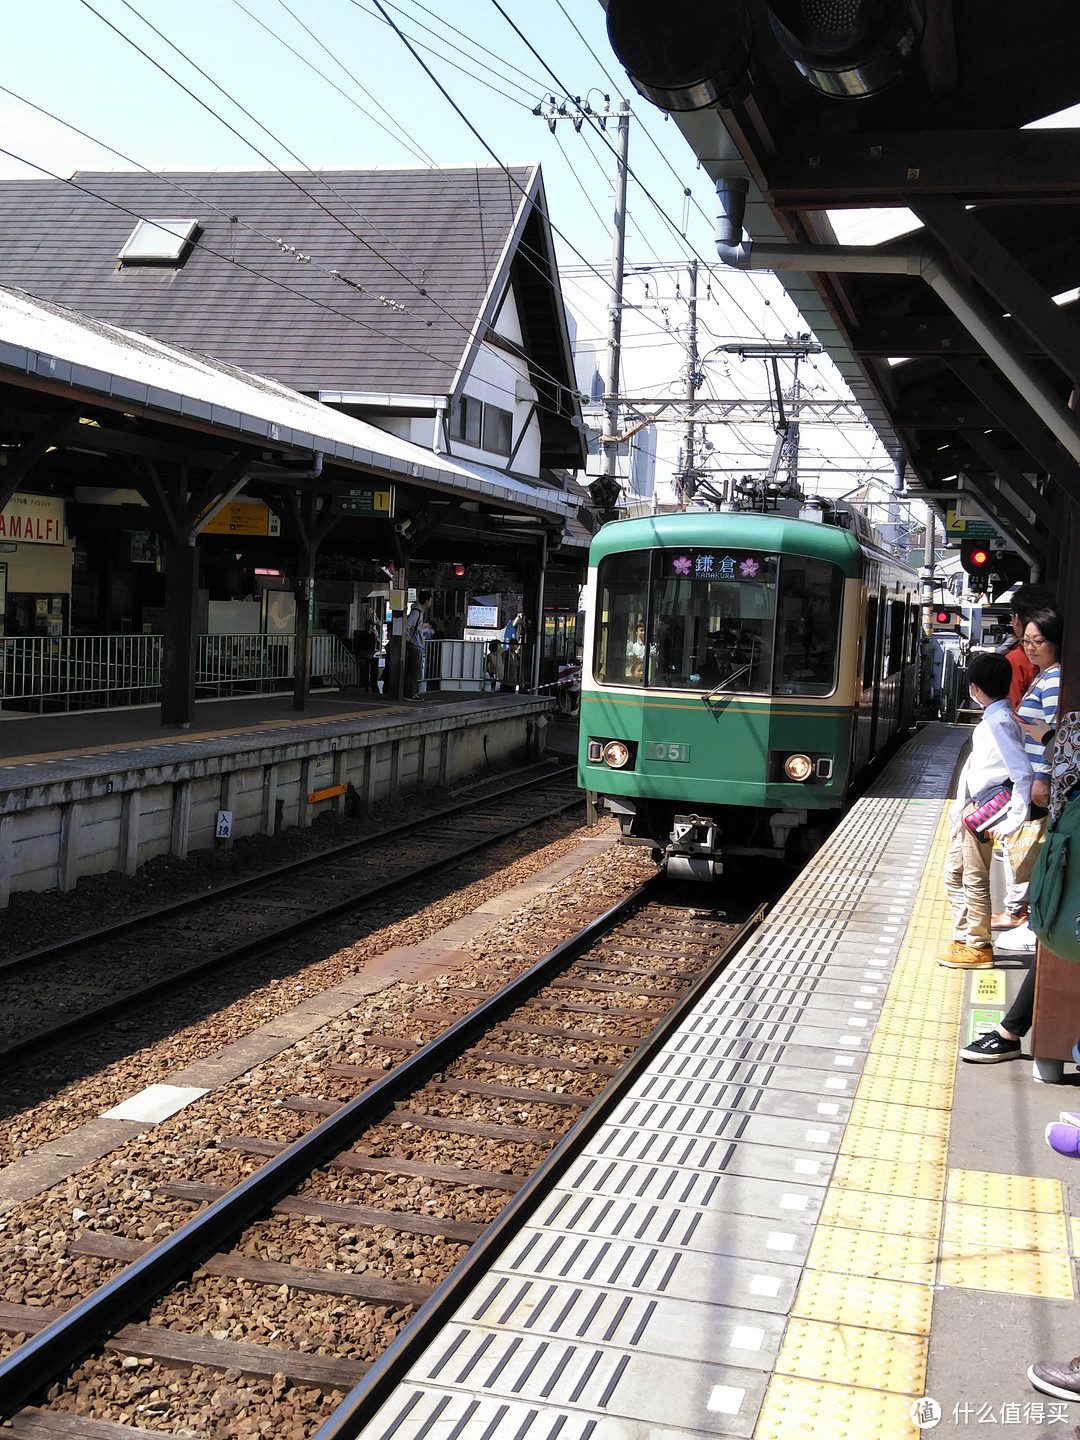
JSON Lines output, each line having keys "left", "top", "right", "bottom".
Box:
{"left": 352, "top": 720, "right": 1080, "bottom": 1440}
{"left": 0, "top": 688, "right": 556, "bottom": 905}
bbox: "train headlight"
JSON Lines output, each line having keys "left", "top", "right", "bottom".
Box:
{"left": 783, "top": 752, "right": 814, "bottom": 782}
{"left": 603, "top": 740, "right": 632, "bottom": 769}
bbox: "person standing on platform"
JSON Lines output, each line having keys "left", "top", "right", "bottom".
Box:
{"left": 485, "top": 638, "right": 504, "bottom": 692}
{"left": 404, "top": 591, "right": 432, "bottom": 702}
{"left": 961, "top": 606, "right": 1063, "bottom": 1059}
{"left": 937, "top": 651, "right": 1033, "bottom": 971}
{"left": 501, "top": 637, "right": 522, "bottom": 693}
{"left": 993, "top": 585, "right": 1056, "bottom": 927}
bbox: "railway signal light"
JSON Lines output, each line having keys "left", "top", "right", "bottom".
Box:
{"left": 932, "top": 606, "right": 962, "bottom": 631}
{"left": 959, "top": 540, "right": 992, "bottom": 581}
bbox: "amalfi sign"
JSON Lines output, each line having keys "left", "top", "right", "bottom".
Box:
{"left": 0, "top": 492, "right": 65, "bottom": 545}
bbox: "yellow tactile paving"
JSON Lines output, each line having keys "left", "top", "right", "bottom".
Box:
{"left": 806, "top": 1225, "right": 937, "bottom": 1285}
{"left": 756, "top": 1376, "right": 920, "bottom": 1440}
{"left": 945, "top": 1169, "right": 1065, "bottom": 1213}
{"left": 854, "top": 1075, "right": 953, "bottom": 1110}
{"left": 859, "top": 1052, "right": 957, "bottom": 1086}
{"left": 938, "top": 1249, "right": 1074, "bottom": 1299}
{"left": 818, "top": 1189, "right": 943, "bottom": 1238}
{"left": 792, "top": 1269, "right": 934, "bottom": 1334}
{"left": 775, "top": 1318, "right": 927, "bottom": 1395}
{"left": 847, "top": 1099, "right": 951, "bottom": 1139}
{"left": 942, "top": 1202, "right": 1070, "bottom": 1256}
{"left": 830, "top": 1154, "right": 947, "bottom": 1202}
{"left": 838, "top": 1125, "right": 948, "bottom": 1169}
{"left": 1071, "top": 1217, "right": 1080, "bottom": 1256}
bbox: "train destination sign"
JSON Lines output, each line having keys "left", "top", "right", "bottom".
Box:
{"left": 667, "top": 550, "right": 777, "bottom": 581}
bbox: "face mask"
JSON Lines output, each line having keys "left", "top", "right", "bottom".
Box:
{"left": 969, "top": 689, "right": 984, "bottom": 710}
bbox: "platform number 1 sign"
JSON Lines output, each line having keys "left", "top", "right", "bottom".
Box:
{"left": 216, "top": 810, "right": 233, "bottom": 839}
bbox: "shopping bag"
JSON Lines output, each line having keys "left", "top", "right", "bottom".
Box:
{"left": 1004, "top": 816, "right": 1048, "bottom": 886}
{"left": 1030, "top": 797, "right": 1080, "bottom": 962}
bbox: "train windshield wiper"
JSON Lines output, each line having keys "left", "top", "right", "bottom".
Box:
{"left": 703, "top": 663, "right": 751, "bottom": 702}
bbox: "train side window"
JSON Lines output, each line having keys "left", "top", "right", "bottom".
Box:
{"left": 888, "top": 600, "right": 906, "bottom": 673}
{"left": 595, "top": 552, "right": 649, "bottom": 686}
{"left": 863, "top": 596, "right": 879, "bottom": 688}
{"left": 773, "top": 557, "right": 844, "bottom": 695}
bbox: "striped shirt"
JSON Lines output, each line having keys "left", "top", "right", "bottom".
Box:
{"left": 1017, "top": 663, "right": 1060, "bottom": 778}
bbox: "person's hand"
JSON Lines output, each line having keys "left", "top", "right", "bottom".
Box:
{"left": 1017, "top": 716, "right": 1048, "bottom": 741}
{"left": 1031, "top": 778, "right": 1051, "bottom": 807}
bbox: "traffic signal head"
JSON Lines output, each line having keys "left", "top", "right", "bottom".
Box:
{"left": 960, "top": 540, "right": 992, "bottom": 579}
{"left": 932, "top": 605, "right": 962, "bottom": 631}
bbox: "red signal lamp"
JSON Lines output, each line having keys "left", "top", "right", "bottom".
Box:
{"left": 969, "top": 548, "right": 989, "bottom": 567}
{"left": 453, "top": 562, "right": 466, "bottom": 577}
{"left": 934, "top": 609, "right": 950, "bottom": 624}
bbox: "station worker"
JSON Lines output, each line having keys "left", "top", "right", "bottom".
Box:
{"left": 938, "top": 651, "right": 1033, "bottom": 971}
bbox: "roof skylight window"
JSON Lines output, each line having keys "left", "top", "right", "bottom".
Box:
{"left": 118, "top": 218, "right": 199, "bottom": 264}
{"left": 826, "top": 208, "right": 923, "bottom": 246}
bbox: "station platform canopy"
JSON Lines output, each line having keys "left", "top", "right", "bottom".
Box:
{"left": 604, "top": 0, "right": 1080, "bottom": 586}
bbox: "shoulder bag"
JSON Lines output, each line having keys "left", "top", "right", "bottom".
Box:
{"left": 1030, "top": 795, "right": 1080, "bottom": 963}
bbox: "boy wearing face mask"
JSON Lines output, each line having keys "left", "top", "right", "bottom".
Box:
{"left": 938, "top": 651, "right": 1034, "bottom": 969}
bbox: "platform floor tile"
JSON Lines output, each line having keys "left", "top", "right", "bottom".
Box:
{"left": 755, "top": 1374, "right": 921, "bottom": 1440}
{"left": 774, "top": 1316, "right": 927, "bottom": 1394}
{"left": 805, "top": 1224, "right": 937, "bottom": 1284}
{"left": 817, "top": 1188, "right": 943, "bottom": 1238}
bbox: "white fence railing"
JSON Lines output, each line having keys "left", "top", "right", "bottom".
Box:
{"left": 0, "top": 633, "right": 369, "bottom": 709}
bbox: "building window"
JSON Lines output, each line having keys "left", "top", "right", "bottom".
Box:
{"left": 118, "top": 218, "right": 199, "bottom": 265}
{"left": 450, "top": 396, "right": 482, "bottom": 447}
{"left": 450, "top": 396, "right": 513, "bottom": 456}
{"left": 482, "top": 404, "right": 513, "bottom": 456}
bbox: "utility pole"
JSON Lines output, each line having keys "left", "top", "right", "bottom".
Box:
{"left": 598, "top": 98, "right": 631, "bottom": 519}
{"left": 678, "top": 259, "right": 698, "bottom": 508}
{"left": 533, "top": 94, "right": 628, "bottom": 520}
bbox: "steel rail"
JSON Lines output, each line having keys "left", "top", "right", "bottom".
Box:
{"left": 0, "top": 777, "right": 582, "bottom": 1064}
{"left": 0, "top": 877, "right": 665, "bottom": 1418}
{"left": 0, "top": 761, "right": 576, "bottom": 981}
{"left": 311, "top": 897, "right": 768, "bottom": 1439}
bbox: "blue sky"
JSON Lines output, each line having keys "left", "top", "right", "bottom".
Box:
{"left": 0, "top": 0, "right": 899, "bottom": 497}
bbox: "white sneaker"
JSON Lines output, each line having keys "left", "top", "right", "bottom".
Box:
{"left": 994, "top": 922, "right": 1037, "bottom": 953}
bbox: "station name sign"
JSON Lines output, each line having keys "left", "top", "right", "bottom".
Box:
{"left": 332, "top": 483, "right": 395, "bottom": 518}
{"left": 0, "top": 492, "right": 65, "bottom": 545}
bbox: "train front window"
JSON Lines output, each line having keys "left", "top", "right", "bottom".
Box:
{"left": 594, "top": 551, "right": 649, "bottom": 687}
{"left": 649, "top": 548, "right": 778, "bottom": 693}
{"left": 773, "top": 555, "right": 845, "bottom": 695}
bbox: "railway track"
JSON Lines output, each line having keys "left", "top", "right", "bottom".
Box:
{"left": 0, "top": 879, "right": 764, "bottom": 1438}
{"left": 0, "top": 763, "right": 582, "bottom": 1064}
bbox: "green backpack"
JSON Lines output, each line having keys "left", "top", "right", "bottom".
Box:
{"left": 1030, "top": 797, "right": 1080, "bottom": 962}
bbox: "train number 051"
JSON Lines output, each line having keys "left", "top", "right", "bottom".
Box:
{"left": 645, "top": 742, "right": 691, "bottom": 762}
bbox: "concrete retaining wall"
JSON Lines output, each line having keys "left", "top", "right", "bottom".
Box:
{"left": 0, "top": 699, "right": 551, "bottom": 905}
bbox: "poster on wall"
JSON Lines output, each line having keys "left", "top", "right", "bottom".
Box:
{"left": 262, "top": 589, "right": 296, "bottom": 636}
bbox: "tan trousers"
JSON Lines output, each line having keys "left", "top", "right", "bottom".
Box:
{"left": 943, "top": 825, "right": 993, "bottom": 948}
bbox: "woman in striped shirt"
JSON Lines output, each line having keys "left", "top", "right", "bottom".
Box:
{"left": 1016, "top": 607, "right": 1063, "bottom": 808}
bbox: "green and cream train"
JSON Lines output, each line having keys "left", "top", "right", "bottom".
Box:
{"left": 577, "top": 507, "right": 921, "bottom": 879}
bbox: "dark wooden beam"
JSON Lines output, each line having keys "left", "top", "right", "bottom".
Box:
{"left": 854, "top": 315, "right": 1047, "bottom": 358}
{"left": 946, "top": 356, "right": 1080, "bottom": 503}
{"left": 766, "top": 131, "right": 1080, "bottom": 205}
{"left": 960, "top": 431, "right": 1058, "bottom": 528}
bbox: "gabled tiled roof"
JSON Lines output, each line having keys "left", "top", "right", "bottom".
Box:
{"left": 0, "top": 166, "right": 554, "bottom": 399}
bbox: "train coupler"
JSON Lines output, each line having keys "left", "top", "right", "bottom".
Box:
{"left": 666, "top": 814, "right": 722, "bottom": 881}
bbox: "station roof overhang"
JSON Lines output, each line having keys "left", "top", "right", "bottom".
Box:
{"left": 602, "top": 0, "right": 1080, "bottom": 580}
{"left": 0, "top": 285, "right": 580, "bottom": 560}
